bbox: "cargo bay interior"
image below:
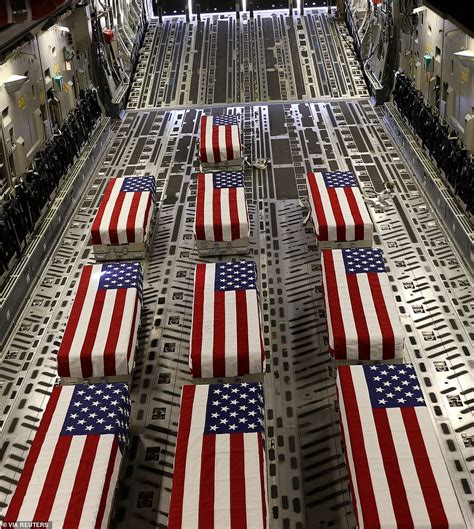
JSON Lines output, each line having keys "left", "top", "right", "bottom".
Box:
{"left": 0, "top": 0, "right": 473, "bottom": 528}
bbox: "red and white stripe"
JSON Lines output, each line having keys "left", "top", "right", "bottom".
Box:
{"left": 190, "top": 263, "right": 265, "bottom": 378}
{"left": 321, "top": 249, "right": 404, "bottom": 360}
{"left": 168, "top": 385, "right": 267, "bottom": 529}
{"left": 90, "top": 178, "right": 154, "bottom": 245}
{"left": 57, "top": 264, "right": 141, "bottom": 379}
{"left": 306, "top": 172, "right": 373, "bottom": 242}
{"left": 3, "top": 386, "right": 122, "bottom": 528}
{"left": 199, "top": 116, "right": 242, "bottom": 164}
{"left": 194, "top": 173, "right": 249, "bottom": 242}
{"left": 337, "top": 366, "right": 466, "bottom": 529}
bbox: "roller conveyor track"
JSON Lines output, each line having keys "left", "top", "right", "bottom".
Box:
{"left": 127, "top": 10, "right": 368, "bottom": 109}
{"left": 0, "top": 8, "right": 473, "bottom": 529}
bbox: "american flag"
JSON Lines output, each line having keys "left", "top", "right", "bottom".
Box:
{"left": 190, "top": 261, "right": 265, "bottom": 378}
{"left": 194, "top": 172, "right": 249, "bottom": 242}
{"left": 168, "top": 383, "right": 267, "bottom": 529}
{"left": 4, "top": 383, "right": 130, "bottom": 527}
{"left": 321, "top": 248, "right": 404, "bottom": 360}
{"left": 200, "top": 115, "right": 242, "bottom": 164}
{"left": 337, "top": 364, "right": 466, "bottom": 529}
{"left": 91, "top": 176, "right": 156, "bottom": 245}
{"left": 57, "top": 261, "right": 143, "bottom": 379}
{"left": 307, "top": 171, "right": 372, "bottom": 242}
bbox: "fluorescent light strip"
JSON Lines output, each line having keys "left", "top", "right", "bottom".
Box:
{"left": 243, "top": 0, "right": 247, "bottom": 11}
{"left": 188, "top": 0, "right": 193, "bottom": 17}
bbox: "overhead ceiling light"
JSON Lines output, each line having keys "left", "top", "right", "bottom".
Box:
{"left": 454, "top": 49, "right": 474, "bottom": 67}
{"left": 412, "top": 6, "right": 427, "bottom": 14}
{"left": 188, "top": 0, "right": 193, "bottom": 17}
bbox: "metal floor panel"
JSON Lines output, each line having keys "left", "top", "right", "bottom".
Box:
{"left": 127, "top": 9, "right": 368, "bottom": 110}
{"left": 0, "top": 102, "right": 472, "bottom": 529}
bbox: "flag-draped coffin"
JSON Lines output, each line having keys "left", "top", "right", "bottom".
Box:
{"left": 57, "top": 261, "right": 143, "bottom": 380}
{"left": 337, "top": 364, "right": 466, "bottom": 529}
{"left": 168, "top": 382, "right": 267, "bottom": 529}
{"left": 4, "top": 383, "right": 131, "bottom": 528}
{"left": 190, "top": 261, "right": 265, "bottom": 378}
{"left": 321, "top": 248, "right": 404, "bottom": 360}
{"left": 90, "top": 176, "right": 156, "bottom": 246}
{"left": 194, "top": 172, "right": 249, "bottom": 242}
{"left": 306, "top": 171, "right": 373, "bottom": 242}
{"left": 199, "top": 115, "right": 242, "bottom": 166}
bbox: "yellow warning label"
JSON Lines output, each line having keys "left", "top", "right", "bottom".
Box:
{"left": 18, "top": 96, "right": 25, "bottom": 110}
{"left": 55, "top": 62, "right": 61, "bottom": 74}
{"left": 39, "top": 89, "right": 45, "bottom": 104}
{"left": 460, "top": 68, "right": 469, "bottom": 84}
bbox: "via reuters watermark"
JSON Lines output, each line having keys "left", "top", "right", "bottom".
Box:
{"left": 1, "top": 523, "right": 52, "bottom": 528}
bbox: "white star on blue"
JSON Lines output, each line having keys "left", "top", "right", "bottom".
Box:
{"left": 342, "top": 248, "right": 386, "bottom": 274}
{"left": 323, "top": 171, "right": 357, "bottom": 188}
{"left": 214, "top": 261, "right": 257, "bottom": 291}
{"left": 213, "top": 171, "right": 244, "bottom": 189}
{"left": 60, "top": 383, "right": 131, "bottom": 451}
{"left": 212, "top": 115, "right": 239, "bottom": 126}
{"left": 204, "top": 383, "right": 264, "bottom": 434}
{"left": 364, "top": 364, "right": 425, "bottom": 408}
{"left": 98, "top": 262, "right": 143, "bottom": 293}
{"left": 120, "top": 176, "right": 156, "bottom": 195}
